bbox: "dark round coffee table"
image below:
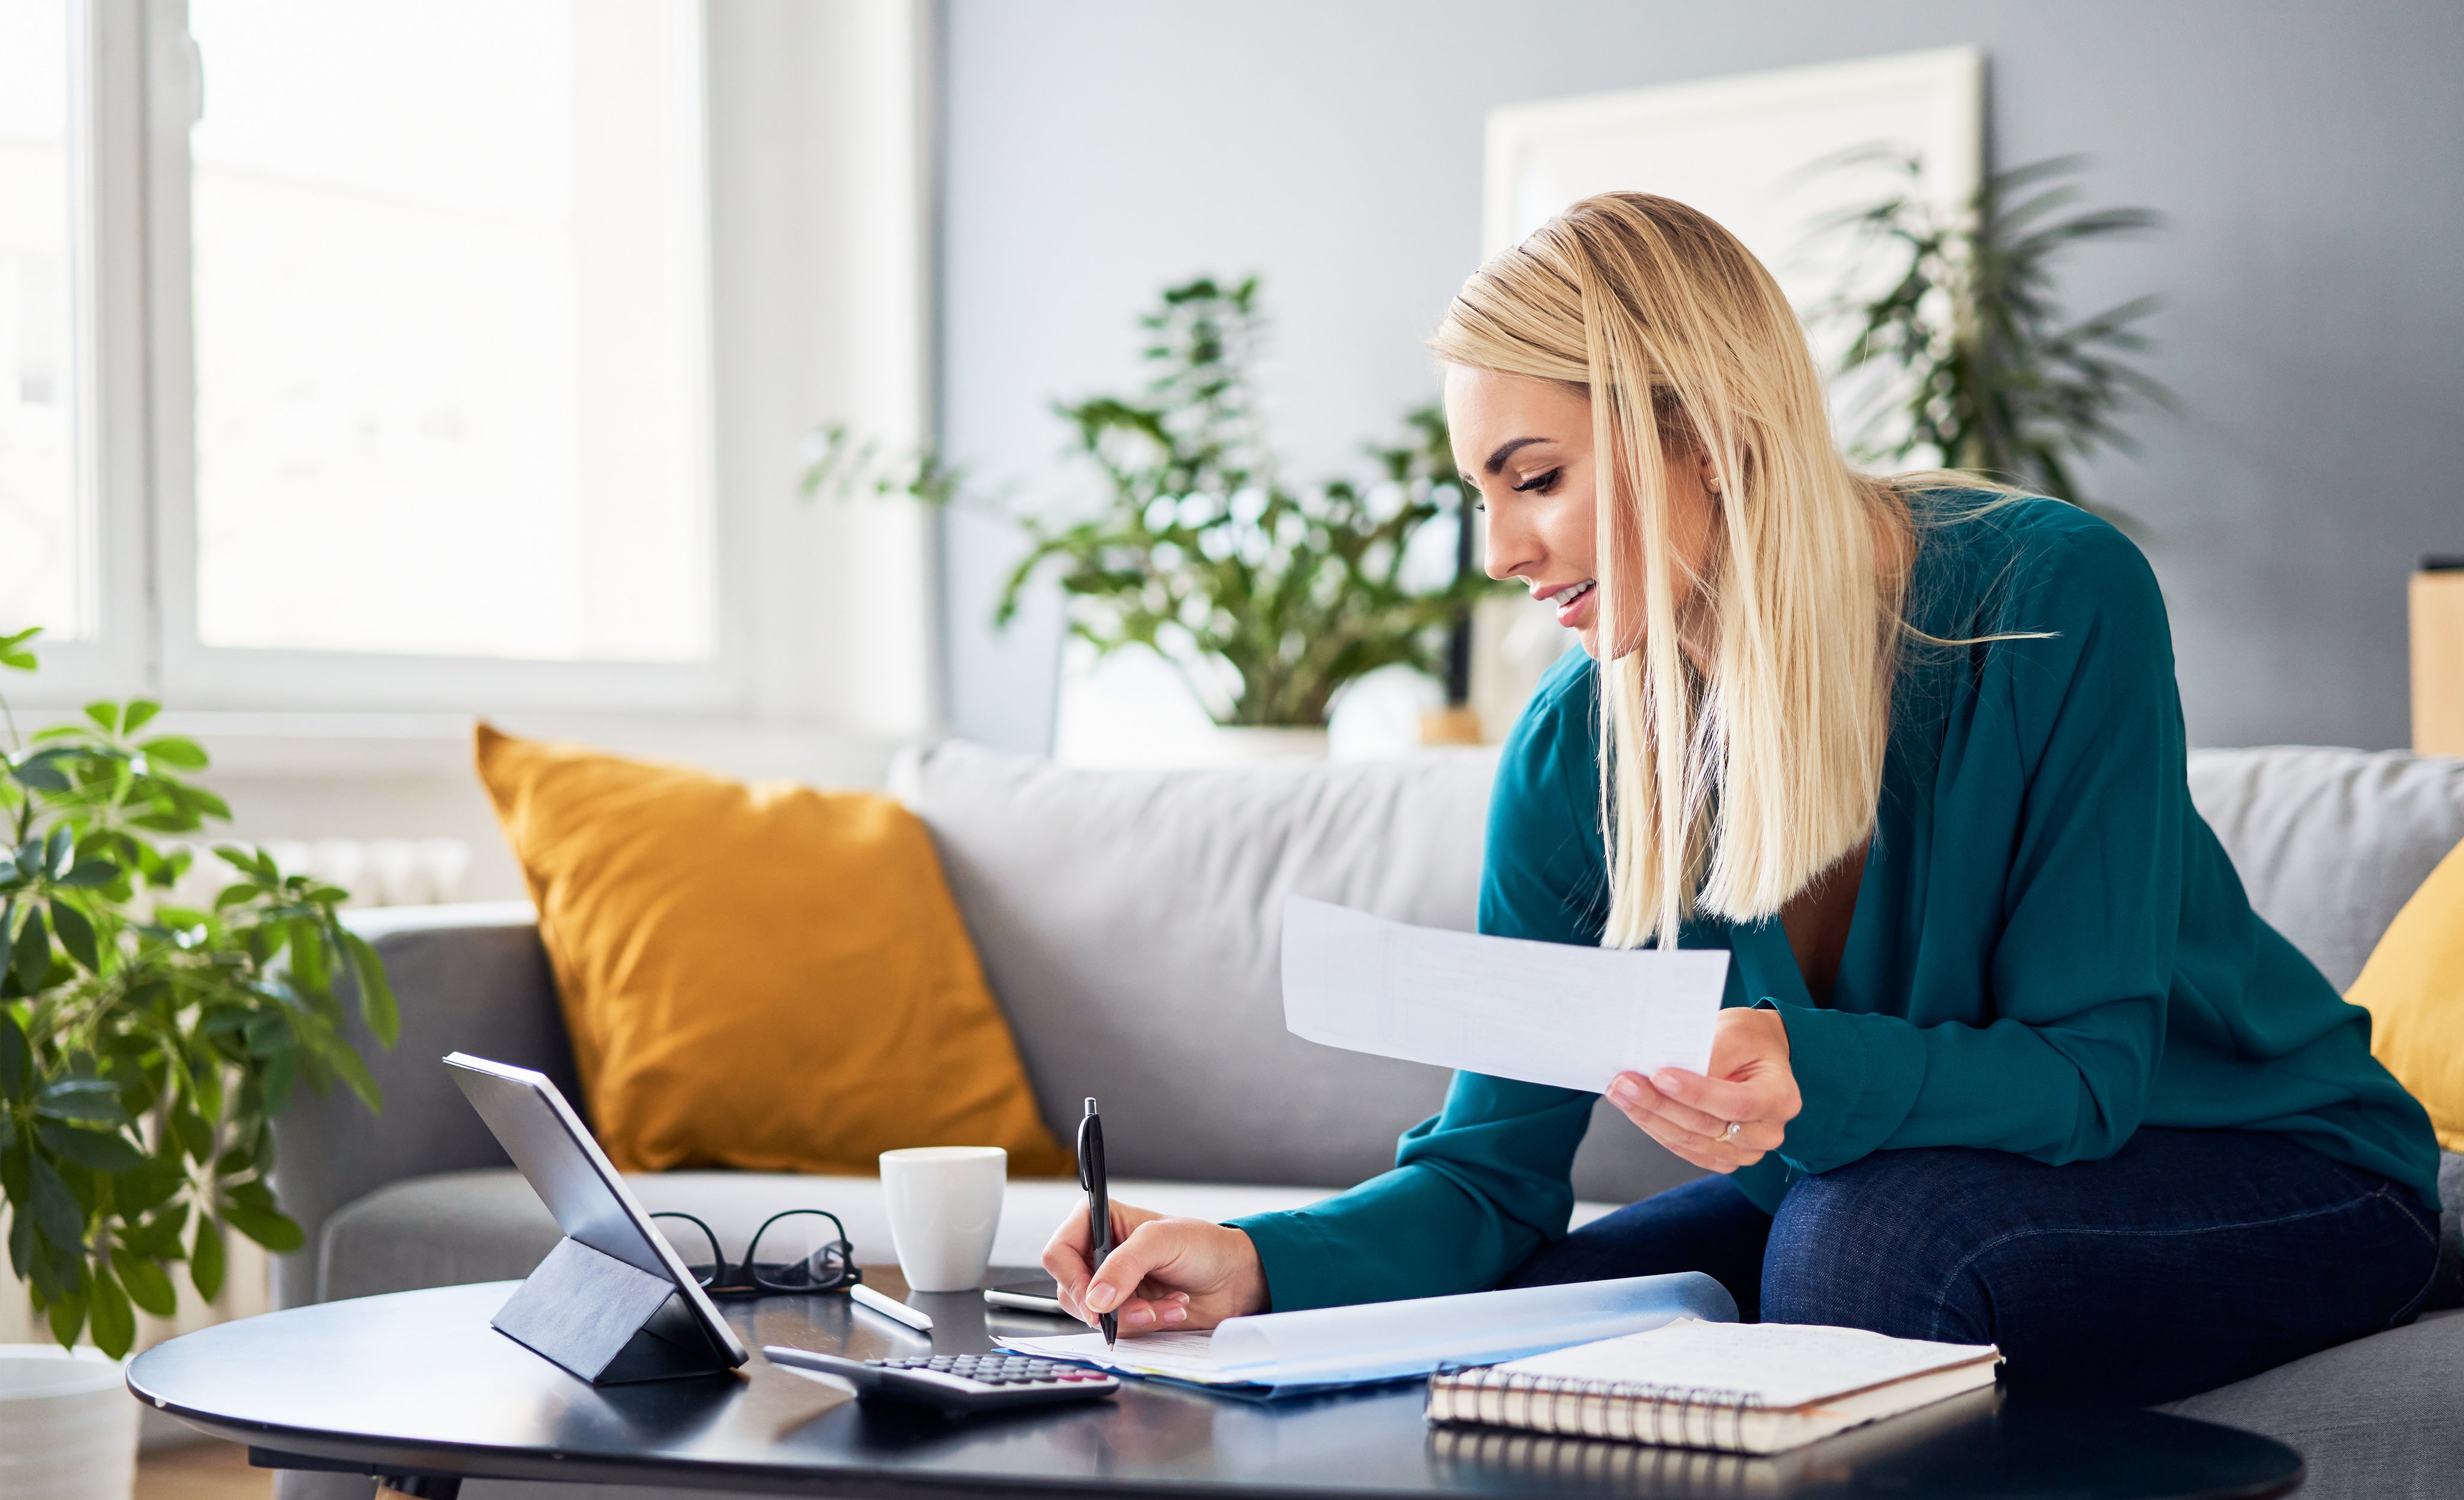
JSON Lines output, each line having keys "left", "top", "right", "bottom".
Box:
{"left": 126, "top": 1273, "right": 2302, "bottom": 1499}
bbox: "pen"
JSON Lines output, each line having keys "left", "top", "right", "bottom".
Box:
{"left": 1078, "top": 1096, "right": 1115, "bottom": 1348}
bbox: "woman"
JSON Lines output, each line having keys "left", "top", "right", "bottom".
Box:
{"left": 1044, "top": 193, "right": 2442, "bottom": 1405}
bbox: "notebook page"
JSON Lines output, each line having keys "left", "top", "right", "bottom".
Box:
{"left": 1499, "top": 1319, "right": 1999, "bottom": 1410}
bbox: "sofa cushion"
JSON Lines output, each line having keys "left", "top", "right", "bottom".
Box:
{"left": 2186, "top": 748, "right": 2464, "bottom": 991}
{"left": 474, "top": 725, "right": 1070, "bottom": 1177}
{"left": 891, "top": 740, "right": 1705, "bottom": 1207}
{"left": 2347, "top": 836, "right": 2464, "bottom": 1151}
{"left": 317, "top": 1169, "right": 1625, "bottom": 1304}
{"left": 2159, "top": 1308, "right": 2464, "bottom": 1500}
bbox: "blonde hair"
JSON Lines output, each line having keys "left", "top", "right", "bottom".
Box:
{"left": 1432, "top": 193, "right": 1913, "bottom": 949}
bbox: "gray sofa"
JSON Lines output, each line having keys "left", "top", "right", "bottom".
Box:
{"left": 272, "top": 742, "right": 2464, "bottom": 1499}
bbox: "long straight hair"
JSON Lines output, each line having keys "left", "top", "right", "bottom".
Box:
{"left": 1432, "top": 193, "right": 1913, "bottom": 948}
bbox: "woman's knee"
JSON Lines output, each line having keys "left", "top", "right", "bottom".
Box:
{"left": 1759, "top": 1149, "right": 2001, "bottom": 1341}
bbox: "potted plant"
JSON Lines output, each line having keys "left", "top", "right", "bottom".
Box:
{"left": 809, "top": 277, "right": 1500, "bottom": 754}
{"left": 1804, "top": 153, "right": 2177, "bottom": 518}
{"left": 0, "top": 626, "right": 396, "bottom": 1485}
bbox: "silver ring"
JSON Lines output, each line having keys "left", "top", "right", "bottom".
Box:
{"left": 1720, "top": 1120, "right": 1743, "bottom": 1142}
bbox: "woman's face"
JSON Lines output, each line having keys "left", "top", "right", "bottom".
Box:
{"left": 1444, "top": 365, "right": 1716, "bottom": 659}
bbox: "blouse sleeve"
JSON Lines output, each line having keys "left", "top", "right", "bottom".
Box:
{"left": 1769, "top": 520, "right": 2184, "bottom": 1173}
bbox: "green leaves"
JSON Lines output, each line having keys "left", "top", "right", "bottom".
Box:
{"left": 0, "top": 1010, "right": 28, "bottom": 1099}
{"left": 345, "top": 929, "right": 399, "bottom": 1049}
{"left": 0, "top": 627, "right": 38, "bottom": 672}
{"left": 38, "top": 1121, "right": 143, "bottom": 1172}
{"left": 23, "top": 1152, "right": 85, "bottom": 1252}
{"left": 809, "top": 278, "right": 1499, "bottom": 727}
{"left": 35, "top": 1076, "right": 127, "bottom": 1125}
{"left": 88, "top": 1259, "right": 135, "bottom": 1358}
{"left": 190, "top": 1216, "right": 226, "bottom": 1302}
{"left": 1801, "top": 152, "right": 2174, "bottom": 517}
{"left": 137, "top": 735, "right": 206, "bottom": 770}
{"left": 218, "top": 1182, "right": 303, "bottom": 1254}
{"left": 0, "top": 670, "right": 399, "bottom": 1353}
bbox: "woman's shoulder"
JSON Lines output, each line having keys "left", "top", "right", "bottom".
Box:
{"left": 1904, "top": 488, "right": 2163, "bottom": 640}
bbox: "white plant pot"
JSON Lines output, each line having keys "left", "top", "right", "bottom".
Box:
{"left": 1202, "top": 725, "right": 1331, "bottom": 763}
{"left": 0, "top": 1346, "right": 137, "bottom": 1500}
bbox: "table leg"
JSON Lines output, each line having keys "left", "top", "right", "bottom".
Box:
{"left": 375, "top": 1478, "right": 461, "bottom": 1500}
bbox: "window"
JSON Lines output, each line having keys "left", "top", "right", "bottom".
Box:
{"left": 0, "top": 0, "right": 91, "bottom": 641}
{"left": 0, "top": 1, "right": 935, "bottom": 728}
{"left": 184, "top": 0, "right": 713, "bottom": 664}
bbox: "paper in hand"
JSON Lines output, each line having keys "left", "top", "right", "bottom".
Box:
{"left": 1279, "top": 896, "right": 1728, "bottom": 1093}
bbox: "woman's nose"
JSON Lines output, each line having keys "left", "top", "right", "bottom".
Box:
{"left": 1480, "top": 504, "right": 1536, "bottom": 582}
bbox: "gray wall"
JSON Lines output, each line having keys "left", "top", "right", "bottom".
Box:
{"left": 937, "top": 0, "right": 2464, "bottom": 754}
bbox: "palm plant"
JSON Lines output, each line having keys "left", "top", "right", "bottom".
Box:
{"left": 1805, "top": 152, "right": 2176, "bottom": 514}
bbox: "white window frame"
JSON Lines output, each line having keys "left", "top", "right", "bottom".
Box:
{"left": 17, "top": 0, "right": 941, "bottom": 739}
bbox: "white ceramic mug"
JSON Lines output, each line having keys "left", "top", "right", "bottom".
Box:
{"left": 879, "top": 1146, "right": 1007, "bottom": 1292}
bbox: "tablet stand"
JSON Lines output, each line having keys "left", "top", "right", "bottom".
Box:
{"left": 491, "top": 1237, "right": 735, "bottom": 1384}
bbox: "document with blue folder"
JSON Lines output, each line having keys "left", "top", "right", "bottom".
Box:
{"left": 995, "top": 1271, "right": 1735, "bottom": 1397}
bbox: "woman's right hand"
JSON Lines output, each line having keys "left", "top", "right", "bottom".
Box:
{"left": 1042, "top": 1200, "right": 1270, "bottom": 1334}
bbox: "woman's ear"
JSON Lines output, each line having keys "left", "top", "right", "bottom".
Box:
{"left": 1696, "top": 449, "right": 1722, "bottom": 497}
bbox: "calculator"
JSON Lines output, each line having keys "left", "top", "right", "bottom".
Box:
{"left": 761, "top": 1345, "right": 1120, "bottom": 1412}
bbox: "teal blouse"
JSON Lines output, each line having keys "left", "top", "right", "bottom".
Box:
{"left": 1230, "top": 493, "right": 2439, "bottom": 1313}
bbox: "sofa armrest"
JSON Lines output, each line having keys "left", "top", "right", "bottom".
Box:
{"left": 268, "top": 902, "right": 578, "bottom": 1308}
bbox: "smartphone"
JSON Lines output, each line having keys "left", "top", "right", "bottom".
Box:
{"left": 982, "top": 1273, "right": 1066, "bottom": 1315}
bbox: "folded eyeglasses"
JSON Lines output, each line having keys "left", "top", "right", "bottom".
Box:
{"left": 650, "top": 1208, "right": 863, "bottom": 1298}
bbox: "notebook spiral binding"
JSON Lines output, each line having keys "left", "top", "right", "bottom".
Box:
{"left": 1425, "top": 1364, "right": 1764, "bottom": 1453}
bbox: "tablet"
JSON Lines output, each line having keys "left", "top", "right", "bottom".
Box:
{"left": 444, "top": 1052, "right": 749, "bottom": 1368}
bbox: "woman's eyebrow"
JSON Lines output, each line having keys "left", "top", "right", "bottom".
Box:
{"left": 1483, "top": 436, "right": 1552, "bottom": 474}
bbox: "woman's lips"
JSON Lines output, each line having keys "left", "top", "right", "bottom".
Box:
{"left": 1550, "top": 579, "right": 1597, "bottom": 628}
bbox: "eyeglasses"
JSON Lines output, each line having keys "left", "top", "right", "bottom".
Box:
{"left": 650, "top": 1208, "right": 863, "bottom": 1298}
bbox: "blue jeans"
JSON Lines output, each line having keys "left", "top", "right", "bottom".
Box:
{"left": 1503, "top": 1128, "right": 2442, "bottom": 1406}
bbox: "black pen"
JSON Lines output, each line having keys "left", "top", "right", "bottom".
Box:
{"left": 1078, "top": 1097, "right": 1116, "bottom": 1348}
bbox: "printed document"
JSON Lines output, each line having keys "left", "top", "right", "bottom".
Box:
{"left": 1279, "top": 896, "right": 1728, "bottom": 1093}
{"left": 996, "top": 1271, "right": 1734, "bottom": 1393}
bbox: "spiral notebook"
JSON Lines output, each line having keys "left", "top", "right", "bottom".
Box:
{"left": 1425, "top": 1319, "right": 2000, "bottom": 1454}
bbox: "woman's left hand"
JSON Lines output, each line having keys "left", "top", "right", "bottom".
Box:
{"left": 1606, "top": 1007, "right": 1801, "bottom": 1172}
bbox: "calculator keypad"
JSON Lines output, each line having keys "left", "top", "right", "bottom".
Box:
{"left": 870, "top": 1354, "right": 1112, "bottom": 1387}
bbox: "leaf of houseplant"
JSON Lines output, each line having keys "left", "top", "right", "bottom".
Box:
{"left": 117, "top": 1154, "right": 186, "bottom": 1217}
{"left": 34, "top": 1077, "right": 126, "bottom": 1125}
{"left": 49, "top": 899, "right": 98, "bottom": 971}
{"left": 46, "top": 1277, "right": 87, "bottom": 1346}
{"left": 6, "top": 754, "right": 70, "bottom": 793}
{"left": 135, "top": 734, "right": 206, "bottom": 769}
{"left": 87, "top": 1258, "right": 136, "bottom": 1358}
{"left": 170, "top": 1105, "right": 214, "bottom": 1162}
{"left": 37, "top": 1121, "right": 143, "bottom": 1173}
{"left": 56, "top": 858, "right": 118, "bottom": 888}
{"left": 344, "top": 929, "right": 400, "bottom": 1048}
{"left": 11, "top": 903, "right": 49, "bottom": 989}
{"left": 118, "top": 1202, "right": 189, "bottom": 1260}
{"left": 0, "top": 1008, "right": 28, "bottom": 1099}
{"left": 218, "top": 1199, "right": 304, "bottom": 1254}
{"left": 190, "top": 1216, "right": 226, "bottom": 1302}
{"left": 110, "top": 1245, "right": 179, "bottom": 1318}
{"left": 25, "top": 1151, "right": 87, "bottom": 1252}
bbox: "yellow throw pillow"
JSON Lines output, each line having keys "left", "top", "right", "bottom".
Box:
{"left": 2349, "top": 834, "right": 2464, "bottom": 1153}
{"left": 474, "top": 724, "right": 1071, "bottom": 1177}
